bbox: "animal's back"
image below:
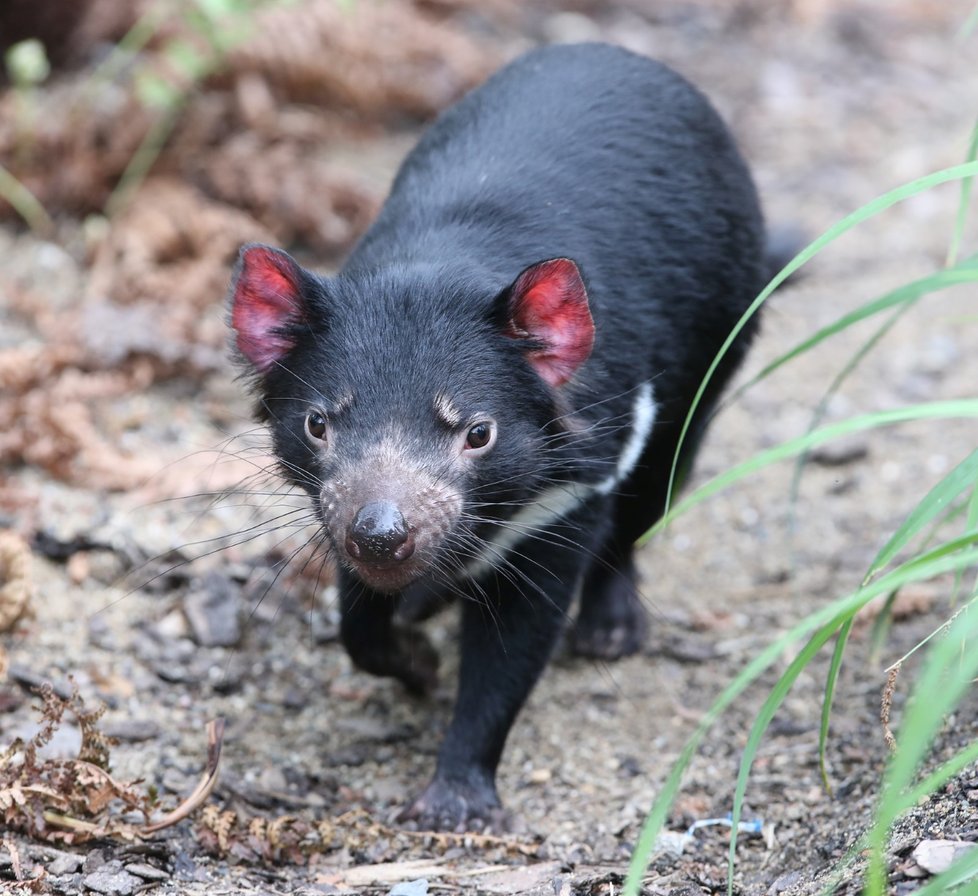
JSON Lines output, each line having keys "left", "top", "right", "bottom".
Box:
{"left": 347, "top": 42, "right": 766, "bottom": 399}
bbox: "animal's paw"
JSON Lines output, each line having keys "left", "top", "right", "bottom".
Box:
{"left": 571, "top": 571, "right": 647, "bottom": 660}
{"left": 397, "top": 776, "right": 510, "bottom": 833}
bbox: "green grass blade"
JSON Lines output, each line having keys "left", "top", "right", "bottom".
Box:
{"left": 963, "top": 471, "right": 978, "bottom": 599}
{"left": 913, "top": 845, "right": 978, "bottom": 893}
{"left": 949, "top": 467, "right": 978, "bottom": 604}
{"left": 642, "top": 401, "right": 978, "bottom": 546}
{"left": 946, "top": 114, "right": 978, "bottom": 267}
{"left": 864, "top": 598, "right": 978, "bottom": 894}
{"left": 734, "top": 257, "right": 978, "bottom": 397}
{"left": 885, "top": 590, "right": 978, "bottom": 674}
{"left": 867, "top": 589, "right": 898, "bottom": 662}
{"left": 819, "top": 618, "right": 853, "bottom": 794}
{"left": 864, "top": 448, "right": 978, "bottom": 583}
{"left": 733, "top": 534, "right": 978, "bottom": 891}
{"left": 905, "top": 725, "right": 978, "bottom": 807}
{"left": 785, "top": 297, "right": 918, "bottom": 540}
{"left": 661, "top": 160, "right": 978, "bottom": 521}
{"left": 726, "top": 614, "right": 845, "bottom": 893}
{"left": 625, "top": 540, "right": 978, "bottom": 896}
{"left": 780, "top": 259, "right": 978, "bottom": 539}
{"left": 0, "top": 162, "right": 54, "bottom": 234}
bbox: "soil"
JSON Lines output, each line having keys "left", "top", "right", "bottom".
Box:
{"left": 2, "top": 2, "right": 977, "bottom": 895}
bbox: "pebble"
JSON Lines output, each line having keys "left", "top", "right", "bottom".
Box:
{"left": 124, "top": 862, "right": 170, "bottom": 882}
{"left": 911, "top": 838, "right": 976, "bottom": 874}
{"left": 184, "top": 572, "right": 243, "bottom": 647}
{"left": 809, "top": 435, "right": 870, "bottom": 467}
{"left": 82, "top": 849, "right": 107, "bottom": 873}
{"left": 7, "top": 664, "right": 74, "bottom": 699}
{"left": 101, "top": 718, "right": 161, "bottom": 742}
{"left": 152, "top": 608, "right": 189, "bottom": 640}
{"left": 389, "top": 880, "right": 429, "bottom": 896}
{"left": 767, "top": 872, "right": 804, "bottom": 895}
{"left": 83, "top": 862, "right": 142, "bottom": 896}
{"left": 46, "top": 851, "right": 85, "bottom": 875}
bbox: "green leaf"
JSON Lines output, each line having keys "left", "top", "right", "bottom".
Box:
{"left": 818, "top": 618, "right": 853, "bottom": 794}
{"left": 735, "top": 257, "right": 978, "bottom": 395}
{"left": 864, "top": 448, "right": 978, "bottom": 583}
{"left": 642, "top": 401, "right": 978, "bottom": 546}
{"left": 624, "top": 540, "right": 978, "bottom": 896}
{"left": 864, "top": 597, "right": 978, "bottom": 893}
{"left": 946, "top": 116, "right": 978, "bottom": 267}
{"left": 727, "top": 613, "right": 845, "bottom": 892}
{"left": 662, "top": 160, "right": 978, "bottom": 519}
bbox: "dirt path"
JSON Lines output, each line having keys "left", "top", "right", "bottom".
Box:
{"left": 2, "top": 3, "right": 977, "bottom": 894}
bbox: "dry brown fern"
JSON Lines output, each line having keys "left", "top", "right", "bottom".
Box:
{"left": 0, "top": 530, "right": 32, "bottom": 635}
{"left": 226, "top": 0, "right": 498, "bottom": 118}
{"left": 0, "top": 683, "right": 154, "bottom": 844}
{"left": 193, "top": 803, "right": 541, "bottom": 865}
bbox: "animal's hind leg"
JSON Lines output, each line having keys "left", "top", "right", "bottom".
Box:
{"left": 570, "top": 462, "right": 671, "bottom": 660}
{"left": 570, "top": 533, "right": 647, "bottom": 660}
{"left": 571, "top": 408, "right": 717, "bottom": 659}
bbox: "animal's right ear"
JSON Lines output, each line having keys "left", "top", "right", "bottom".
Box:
{"left": 229, "top": 244, "right": 307, "bottom": 373}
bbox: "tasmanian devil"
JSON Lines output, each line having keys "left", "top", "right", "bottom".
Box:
{"left": 227, "top": 42, "right": 773, "bottom": 830}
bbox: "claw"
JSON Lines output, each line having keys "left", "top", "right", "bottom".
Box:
{"left": 398, "top": 776, "right": 508, "bottom": 833}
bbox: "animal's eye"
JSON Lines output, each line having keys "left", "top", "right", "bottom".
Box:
{"left": 464, "top": 421, "right": 496, "bottom": 454}
{"left": 305, "top": 410, "right": 328, "bottom": 442}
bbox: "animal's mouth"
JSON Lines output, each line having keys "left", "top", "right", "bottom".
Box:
{"left": 345, "top": 556, "right": 429, "bottom": 594}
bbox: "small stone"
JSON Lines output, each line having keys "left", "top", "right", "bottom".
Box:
{"left": 809, "top": 436, "right": 869, "bottom": 467}
{"left": 911, "top": 839, "right": 976, "bottom": 874}
{"left": 389, "top": 879, "right": 429, "bottom": 896}
{"left": 7, "top": 665, "right": 73, "bottom": 699}
{"left": 152, "top": 609, "right": 189, "bottom": 640}
{"left": 67, "top": 551, "right": 91, "bottom": 584}
{"left": 527, "top": 767, "right": 551, "bottom": 784}
{"left": 767, "top": 871, "right": 804, "bottom": 894}
{"left": 83, "top": 863, "right": 142, "bottom": 896}
{"left": 47, "top": 851, "right": 84, "bottom": 875}
{"left": 82, "top": 848, "right": 107, "bottom": 874}
{"left": 124, "top": 862, "right": 170, "bottom": 882}
{"left": 183, "top": 572, "right": 242, "bottom": 647}
{"left": 101, "top": 718, "right": 161, "bottom": 742}
{"left": 161, "top": 766, "right": 195, "bottom": 795}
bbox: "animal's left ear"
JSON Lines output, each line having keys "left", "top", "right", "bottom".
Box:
{"left": 501, "top": 258, "right": 594, "bottom": 388}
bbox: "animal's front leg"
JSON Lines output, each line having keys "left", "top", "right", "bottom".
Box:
{"left": 399, "top": 532, "right": 589, "bottom": 831}
{"left": 339, "top": 571, "right": 440, "bottom": 696}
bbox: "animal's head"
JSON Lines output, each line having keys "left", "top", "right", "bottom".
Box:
{"left": 227, "top": 244, "right": 594, "bottom": 592}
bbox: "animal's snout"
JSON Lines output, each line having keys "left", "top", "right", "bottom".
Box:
{"left": 345, "top": 501, "right": 416, "bottom": 565}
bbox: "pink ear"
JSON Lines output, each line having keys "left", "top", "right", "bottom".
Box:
{"left": 230, "top": 244, "right": 305, "bottom": 373}
{"left": 505, "top": 258, "right": 594, "bottom": 388}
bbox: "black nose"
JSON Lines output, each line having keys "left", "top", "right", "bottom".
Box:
{"left": 345, "top": 501, "right": 415, "bottom": 564}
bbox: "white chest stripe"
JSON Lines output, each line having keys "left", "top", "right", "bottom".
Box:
{"left": 596, "top": 380, "right": 656, "bottom": 495}
{"left": 462, "top": 381, "right": 657, "bottom": 580}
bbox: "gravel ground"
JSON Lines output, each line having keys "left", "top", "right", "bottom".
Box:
{"left": 2, "top": 2, "right": 978, "bottom": 894}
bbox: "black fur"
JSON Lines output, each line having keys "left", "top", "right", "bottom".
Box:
{"left": 229, "top": 42, "right": 769, "bottom": 830}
